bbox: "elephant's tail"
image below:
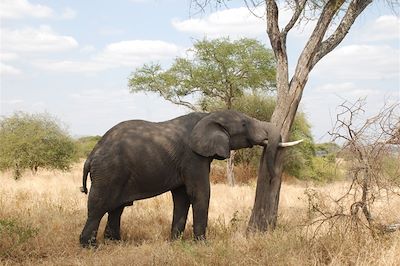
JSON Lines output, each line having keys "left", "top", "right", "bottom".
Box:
{"left": 80, "top": 158, "right": 90, "bottom": 194}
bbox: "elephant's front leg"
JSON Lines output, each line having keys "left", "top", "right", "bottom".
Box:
{"left": 187, "top": 175, "right": 210, "bottom": 241}
{"left": 171, "top": 186, "right": 190, "bottom": 239}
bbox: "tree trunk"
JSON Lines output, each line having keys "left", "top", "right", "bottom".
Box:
{"left": 248, "top": 82, "right": 302, "bottom": 231}
{"left": 227, "top": 150, "right": 235, "bottom": 186}
{"left": 247, "top": 0, "right": 372, "bottom": 233}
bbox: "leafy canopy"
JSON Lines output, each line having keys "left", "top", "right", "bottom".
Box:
{"left": 129, "top": 37, "right": 276, "bottom": 110}
{"left": 0, "top": 112, "right": 77, "bottom": 179}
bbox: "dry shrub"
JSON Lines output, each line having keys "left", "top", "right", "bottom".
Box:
{"left": 1, "top": 162, "right": 400, "bottom": 265}
{"left": 210, "top": 162, "right": 258, "bottom": 184}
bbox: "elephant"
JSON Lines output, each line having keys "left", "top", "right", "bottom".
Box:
{"left": 79, "top": 110, "right": 302, "bottom": 247}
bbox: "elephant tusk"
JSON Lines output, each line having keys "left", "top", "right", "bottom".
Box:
{"left": 261, "top": 139, "right": 304, "bottom": 147}
{"left": 278, "top": 139, "right": 304, "bottom": 147}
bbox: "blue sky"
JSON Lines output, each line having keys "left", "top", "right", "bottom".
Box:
{"left": 1, "top": 0, "right": 399, "bottom": 142}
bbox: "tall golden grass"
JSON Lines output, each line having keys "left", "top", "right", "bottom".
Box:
{"left": 1, "top": 162, "right": 399, "bottom": 265}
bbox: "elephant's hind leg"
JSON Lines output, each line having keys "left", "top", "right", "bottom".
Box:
{"left": 104, "top": 205, "right": 125, "bottom": 241}
{"left": 171, "top": 186, "right": 190, "bottom": 240}
{"left": 79, "top": 210, "right": 105, "bottom": 248}
{"left": 80, "top": 190, "right": 107, "bottom": 248}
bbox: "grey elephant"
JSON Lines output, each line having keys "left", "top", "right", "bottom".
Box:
{"left": 79, "top": 110, "right": 301, "bottom": 247}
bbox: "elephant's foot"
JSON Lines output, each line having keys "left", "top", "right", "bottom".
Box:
{"left": 170, "top": 230, "right": 184, "bottom": 241}
{"left": 80, "top": 234, "right": 98, "bottom": 248}
{"left": 194, "top": 234, "right": 206, "bottom": 241}
{"left": 104, "top": 225, "right": 121, "bottom": 241}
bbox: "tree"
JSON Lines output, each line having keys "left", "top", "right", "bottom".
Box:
{"left": 0, "top": 112, "right": 76, "bottom": 179}
{"left": 75, "top": 135, "right": 102, "bottom": 158}
{"left": 247, "top": 0, "right": 381, "bottom": 232}
{"left": 129, "top": 37, "right": 276, "bottom": 185}
{"left": 307, "top": 99, "right": 400, "bottom": 235}
{"left": 191, "top": 0, "right": 386, "bottom": 232}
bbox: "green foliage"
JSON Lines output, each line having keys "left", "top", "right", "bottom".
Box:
{"left": 382, "top": 154, "right": 400, "bottom": 182}
{"left": 315, "top": 142, "right": 340, "bottom": 157}
{"left": 129, "top": 37, "right": 276, "bottom": 110}
{"left": 302, "top": 156, "right": 343, "bottom": 183}
{"left": 284, "top": 112, "right": 316, "bottom": 178}
{"left": 0, "top": 112, "right": 77, "bottom": 179}
{"left": 75, "top": 135, "right": 101, "bottom": 158}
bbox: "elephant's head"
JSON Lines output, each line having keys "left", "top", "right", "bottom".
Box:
{"left": 189, "top": 110, "right": 302, "bottom": 161}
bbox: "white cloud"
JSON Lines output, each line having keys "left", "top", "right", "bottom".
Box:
{"left": 0, "top": 52, "right": 19, "bottom": 61}
{"left": 80, "top": 45, "right": 96, "bottom": 53}
{"left": 172, "top": 7, "right": 266, "bottom": 39}
{"left": 97, "top": 40, "right": 181, "bottom": 66}
{"left": 172, "top": 5, "right": 315, "bottom": 40}
{"left": 60, "top": 7, "right": 77, "bottom": 20}
{"left": 313, "top": 44, "right": 399, "bottom": 80}
{"left": 0, "top": 63, "right": 22, "bottom": 75}
{"left": 361, "top": 15, "right": 400, "bottom": 42}
{"left": 315, "top": 82, "right": 380, "bottom": 98}
{"left": 0, "top": 0, "right": 76, "bottom": 20}
{"left": 0, "top": 0, "right": 53, "bottom": 19}
{"left": 1, "top": 26, "right": 78, "bottom": 53}
{"left": 34, "top": 40, "right": 182, "bottom": 72}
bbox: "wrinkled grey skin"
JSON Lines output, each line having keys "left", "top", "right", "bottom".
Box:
{"left": 79, "top": 110, "right": 281, "bottom": 247}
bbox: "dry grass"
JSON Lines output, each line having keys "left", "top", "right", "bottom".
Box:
{"left": 1, "top": 162, "right": 399, "bottom": 265}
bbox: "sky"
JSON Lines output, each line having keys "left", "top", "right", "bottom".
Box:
{"left": 0, "top": 0, "right": 399, "bottom": 142}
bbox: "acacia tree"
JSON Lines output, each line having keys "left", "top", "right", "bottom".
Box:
{"left": 191, "top": 0, "right": 391, "bottom": 231}
{"left": 0, "top": 112, "right": 76, "bottom": 179}
{"left": 129, "top": 37, "right": 276, "bottom": 185}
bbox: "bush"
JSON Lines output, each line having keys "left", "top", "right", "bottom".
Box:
{"left": 75, "top": 135, "right": 101, "bottom": 158}
{"left": 0, "top": 112, "right": 77, "bottom": 179}
{"left": 302, "top": 156, "right": 343, "bottom": 182}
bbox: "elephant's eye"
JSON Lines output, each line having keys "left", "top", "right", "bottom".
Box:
{"left": 242, "top": 122, "right": 246, "bottom": 127}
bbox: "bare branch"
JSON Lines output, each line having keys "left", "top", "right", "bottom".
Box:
{"left": 292, "top": 0, "right": 345, "bottom": 86}
{"left": 266, "top": 0, "right": 283, "bottom": 54}
{"left": 281, "top": 0, "right": 307, "bottom": 40}
{"left": 311, "top": 0, "right": 373, "bottom": 68}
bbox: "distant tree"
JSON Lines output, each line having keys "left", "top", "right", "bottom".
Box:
{"left": 75, "top": 136, "right": 102, "bottom": 158}
{"left": 128, "top": 37, "right": 276, "bottom": 111}
{"left": 129, "top": 37, "right": 276, "bottom": 185}
{"left": 0, "top": 112, "right": 77, "bottom": 179}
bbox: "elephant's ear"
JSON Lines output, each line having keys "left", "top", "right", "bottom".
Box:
{"left": 189, "top": 114, "right": 230, "bottom": 159}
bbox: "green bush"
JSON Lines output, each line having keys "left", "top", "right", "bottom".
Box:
{"left": 75, "top": 135, "right": 101, "bottom": 158}
{"left": 0, "top": 112, "right": 77, "bottom": 179}
{"left": 382, "top": 154, "right": 400, "bottom": 182}
{"left": 300, "top": 156, "right": 343, "bottom": 182}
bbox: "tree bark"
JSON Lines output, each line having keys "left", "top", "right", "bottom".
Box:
{"left": 227, "top": 150, "right": 236, "bottom": 186}
{"left": 248, "top": 0, "right": 373, "bottom": 232}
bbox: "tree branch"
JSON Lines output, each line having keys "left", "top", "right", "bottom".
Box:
{"left": 266, "top": 0, "right": 282, "bottom": 54}
{"left": 311, "top": 0, "right": 373, "bottom": 68}
{"left": 266, "top": 0, "right": 290, "bottom": 101}
{"left": 154, "top": 88, "right": 199, "bottom": 111}
{"left": 291, "top": 0, "right": 345, "bottom": 89}
{"left": 281, "top": 0, "right": 307, "bottom": 41}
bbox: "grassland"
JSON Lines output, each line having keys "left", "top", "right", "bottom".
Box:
{"left": 1, "top": 162, "right": 399, "bottom": 265}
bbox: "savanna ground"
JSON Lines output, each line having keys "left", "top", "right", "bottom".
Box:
{"left": 1, "top": 162, "right": 399, "bottom": 265}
